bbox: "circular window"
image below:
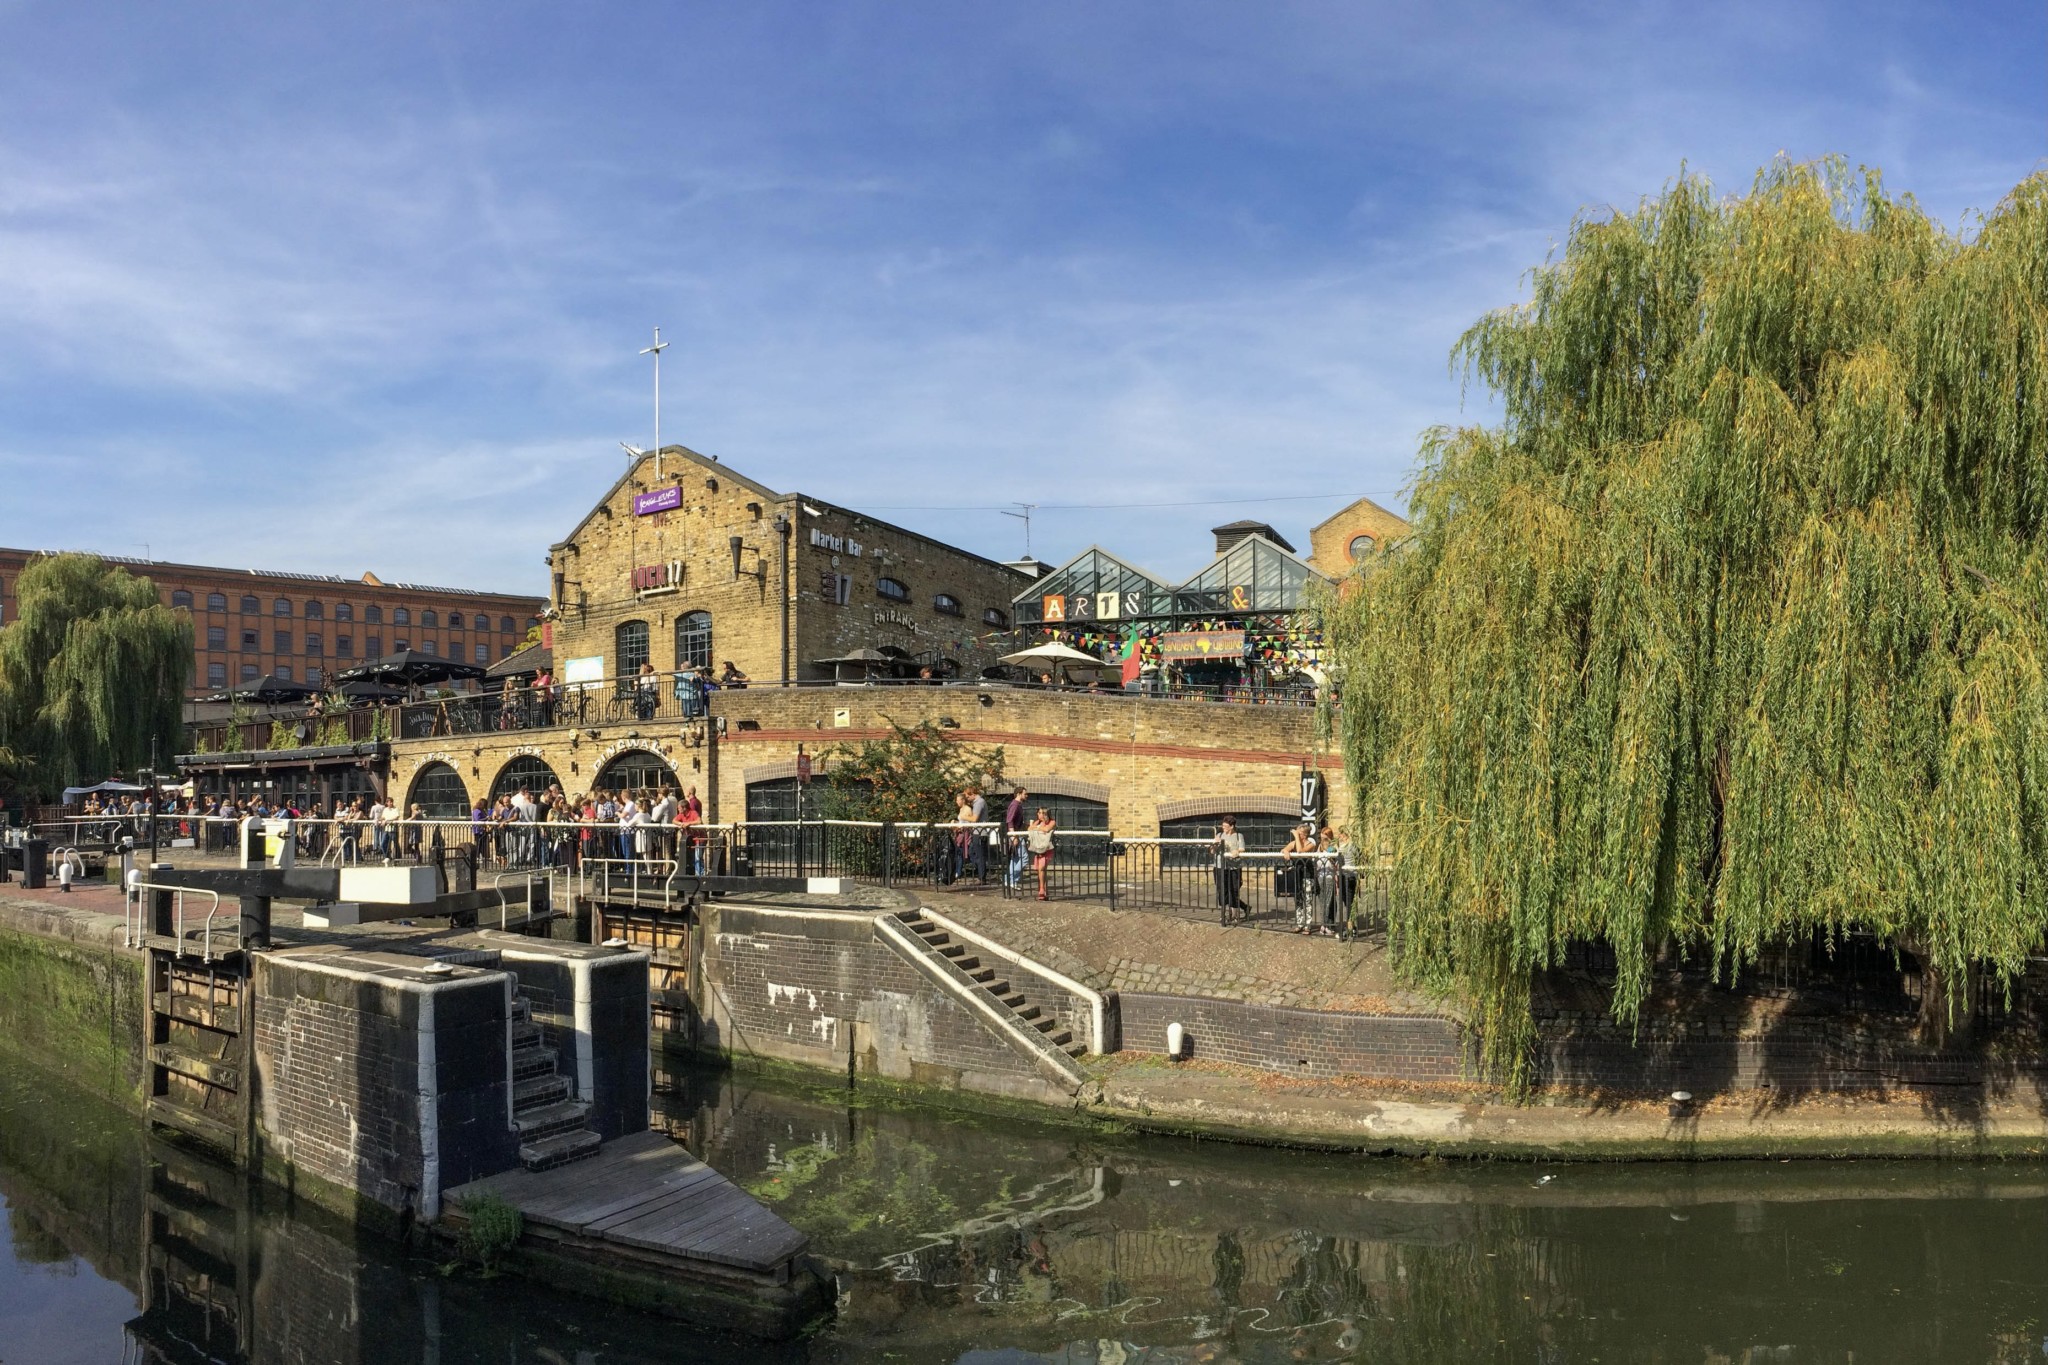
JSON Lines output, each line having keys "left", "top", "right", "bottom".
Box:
{"left": 1348, "top": 534, "right": 1377, "bottom": 560}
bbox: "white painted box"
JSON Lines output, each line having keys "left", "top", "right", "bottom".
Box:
{"left": 337, "top": 865, "right": 439, "bottom": 905}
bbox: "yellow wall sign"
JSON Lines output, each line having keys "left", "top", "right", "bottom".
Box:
{"left": 1159, "top": 630, "right": 1245, "bottom": 660}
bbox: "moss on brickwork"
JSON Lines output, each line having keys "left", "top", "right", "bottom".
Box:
{"left": 0, "top": 926, "right": 146, "bottom": 1108}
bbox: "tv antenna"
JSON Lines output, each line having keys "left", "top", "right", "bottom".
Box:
{"left": 1000, "top": 502, "right": 1038, "bottom": 559}
{"left": 640, "top": 327, "right": 670, "bottom": 481}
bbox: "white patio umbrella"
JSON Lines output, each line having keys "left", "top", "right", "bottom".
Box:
{"left": 999, "top": 642, "right": 1112, "bottom": 669}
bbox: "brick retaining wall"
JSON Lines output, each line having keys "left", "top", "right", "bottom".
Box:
{"left": 705, "top": 904, "right": 1069, "bottom": 1103}
{"left": 1120, "top": 993, "right": 1469, "bottom": 1083}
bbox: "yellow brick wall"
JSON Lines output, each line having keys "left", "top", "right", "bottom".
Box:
{"left": 708, "top": 685, "right": 1346, "bottom": 835}
{"left": 544, "top": 448, "right": 1028, "bottom": 688}
{"left": 387, "top": 685, "right": 1345, "bottom": 836}
{"left": 1305, "top": 498, "right": 1411, "bottom": 579}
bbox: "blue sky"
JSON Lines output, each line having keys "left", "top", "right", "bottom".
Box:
{"left": 1, "top": 2, "right": 2041, "bottom": 593}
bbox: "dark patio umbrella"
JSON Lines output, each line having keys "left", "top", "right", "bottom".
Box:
{"left": 332, "top": 679, "right": 407, "bottom": 702}
{"left": 201, "top": 673, "right": 320, "bottom": 704}
{"left": 334, "top": 650, "right": 487, "bottom": 687}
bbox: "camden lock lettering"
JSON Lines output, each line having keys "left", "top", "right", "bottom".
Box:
{"left": 632, "top": 560, "right": 684, "bottom": 593}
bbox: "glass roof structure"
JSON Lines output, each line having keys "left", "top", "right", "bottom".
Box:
{"left": 1012, "top": 548, "right": 1173, "bottom": 628}
{"left": 1172, "top": 535, "right": 1323, "bottom": 616}
{"left": 1012, "top": 536, "right": 1327, "bottom": 627}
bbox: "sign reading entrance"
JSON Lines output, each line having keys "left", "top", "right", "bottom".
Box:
{"left": 632, "top": 560, "right": 684, "bottom": 593}
{"left": 633, "top": 486, "right": 683, "bottom": 516}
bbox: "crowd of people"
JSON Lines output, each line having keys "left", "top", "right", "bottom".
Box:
{"left": 1213, "top": 818, "right": 1360, "bottom": 935}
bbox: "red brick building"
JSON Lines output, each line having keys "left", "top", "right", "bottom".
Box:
{"left": 0, "top": 548, "right": 544, "bottom": 697}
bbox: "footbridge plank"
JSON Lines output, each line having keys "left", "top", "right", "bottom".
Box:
{"left": 446, "top": 1129, "right": 807, "bottom": 1275}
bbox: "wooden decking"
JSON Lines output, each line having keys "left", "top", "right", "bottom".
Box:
{"left": 444, "top": 1130, "right": 808, "bottom": 1281}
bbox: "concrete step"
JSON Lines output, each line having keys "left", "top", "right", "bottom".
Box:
{"left": 513, "top": 1074, "right": 570, "bottom": 1113}
{"left": 518, "top": 1129, "right": 602, "bottom": 1172}
{"left": 511, "top": 1021, "right": 544, "bottom": 1051}
{"left": 515, "top": 1099, "right": 593, "bottom": 1142}
{"left": 1063, "top": 1042, "right": 1088, "bottom": 1058}
{"left": 510, "top": 996, "right": 532, "bottom": 1023}
{"left": 512, "top": 1047, "right": 559, "bottom": 1082}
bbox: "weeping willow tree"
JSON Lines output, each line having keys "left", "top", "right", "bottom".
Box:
{"left": 0, "top": 554, "right": 191, "bottom": 796}
{"left": 1326, "top": 160, "right": 2048, "bottom": 1084}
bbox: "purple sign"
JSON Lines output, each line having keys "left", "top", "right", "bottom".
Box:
{"left": 633, "top": 485, "right": 683, "bottom": 516}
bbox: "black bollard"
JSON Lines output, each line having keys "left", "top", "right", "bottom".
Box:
{"left": 239, "top": 894, "right": 272, "bottom": 951}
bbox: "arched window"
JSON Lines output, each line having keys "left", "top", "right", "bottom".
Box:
{"left": 1011, "top": 792, "right": 1111, "bottom": 865}
{"left": 983, "top": 608, "right": 1008, "bottom": 628}
{"left": 365, "top": 604, "right": 383, "bottom": 624}
{"left": 240, "top": 594, "right": 259, "bottom": 614}
{"left": 421, "top": 610, "right": 438, "bottom": 628}
{"left": 490, "top": 755, "right": 561, "bottom": 802}
{"left": 304, "top": 600, "right": 324, "bottom": 620}
{"left": 393, "top": 607, "right": 411, "bottom": 626}
{"left": 274, "top": 597, "right": 292, "bottom": 616}
{"left": 447, "top": 611, "right": 464, "bottom": 629}
{"left": 675, "top": 611, "right": 712, "bottom": 670}
{"left": 407, "top": 762, "right": 470, "bottom": 819}
{"left": 335, "top": 602, "right": 353, "bottom": 621}
{"left": 877, "top": 577, "right": 910, "bottom": 601}
{"left": 596, "top": 749, "right": 678, "bottom": 796}
{"left": 500, "top": 616, "right": 515, "bottom": 632}
{"left": 170, "top": 589, "right": 193, "bottom": 609}
{"left": 933, "top": 593, "right": 962, "bottom": 616}
{"left": 1159, "top": 812, "right": 1300, "bottom": 868}
{"left": 207, "top": 592, "right": 227, "bottom": 612}
{"left": 616, "top": 619, "right": 650, "bottom": 676}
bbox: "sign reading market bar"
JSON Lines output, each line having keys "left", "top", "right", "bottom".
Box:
{"left": 632, "top": 485, "right": 683, "bottom": 516}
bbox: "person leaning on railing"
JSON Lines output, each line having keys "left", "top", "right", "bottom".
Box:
{"left": 1211, "top": 816, "right": 1250, "bottom": 924}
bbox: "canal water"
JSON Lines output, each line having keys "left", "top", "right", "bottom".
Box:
{"left": 3, "top": 1051, "right": 2046, "bottom": 1363}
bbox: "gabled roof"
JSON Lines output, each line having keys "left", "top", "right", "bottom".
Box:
{"left": 1310, "top": 496, "right": 1409, "bottom": 536}
{"left": 1172, "top": 533, "right": 1329, "bottom": 613}
{"left": 1010, "top": 545, "right": 1173, "bottom": 610}
{"left": 1211, "top": 519, "right": 1297, "bottom": 553}
{"left": 551, "top": 445, "right": 782, "bottom": 552}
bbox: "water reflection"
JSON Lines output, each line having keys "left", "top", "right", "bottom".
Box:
{"left": 6, "top": 1046, "right": 2048, "bottom": 1364}
{"left": 655, "top": 1065, "right": 2048, "bottom": 1364}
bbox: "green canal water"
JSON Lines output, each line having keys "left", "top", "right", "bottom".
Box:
{"left": 3, "top": 1053, "right": 2047, "bottom": 1363}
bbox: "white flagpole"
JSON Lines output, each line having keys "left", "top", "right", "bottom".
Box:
{"left": 640, "top": 327, "right": 670, "bottom": 481}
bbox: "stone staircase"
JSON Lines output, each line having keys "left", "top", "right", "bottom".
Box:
{"left": 510, "top": 992, "right": 602, "bottom": 1171}
{"left": 901, "top": 910, "right": 1088, "bottom": 1059}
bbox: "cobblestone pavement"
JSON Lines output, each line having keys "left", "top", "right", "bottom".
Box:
{"left": 929, "top": 884, "right": 1453, "bottom": 1018}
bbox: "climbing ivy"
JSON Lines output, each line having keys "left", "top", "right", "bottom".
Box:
{"left": 1324, "top": 160, "right": 2048, "bottom": 1085}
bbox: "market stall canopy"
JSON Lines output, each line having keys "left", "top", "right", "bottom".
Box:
{"left": 335, "top": 650, "right": 487, "bottom": 686}
{"left": 1000, "top": 642, "right": 1113, "bottom": 669}
{"left": 200, "top": 673, "right": 320, "bottom": 704}
{"left": 62, "top": 780, "right": 147, "bottom": 803}
{"left": 486, "top": 641, "right": 552, "bottom": 680}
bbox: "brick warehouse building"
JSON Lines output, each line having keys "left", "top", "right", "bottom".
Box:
{"left": 368, "top": 442, "right": 1355, "bottom": 838}
{"left": 543, "top": 443, "right": 1031, "bottom": 691}
{"left": 0, "top": 548, "right": 544, "bottom": 697}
